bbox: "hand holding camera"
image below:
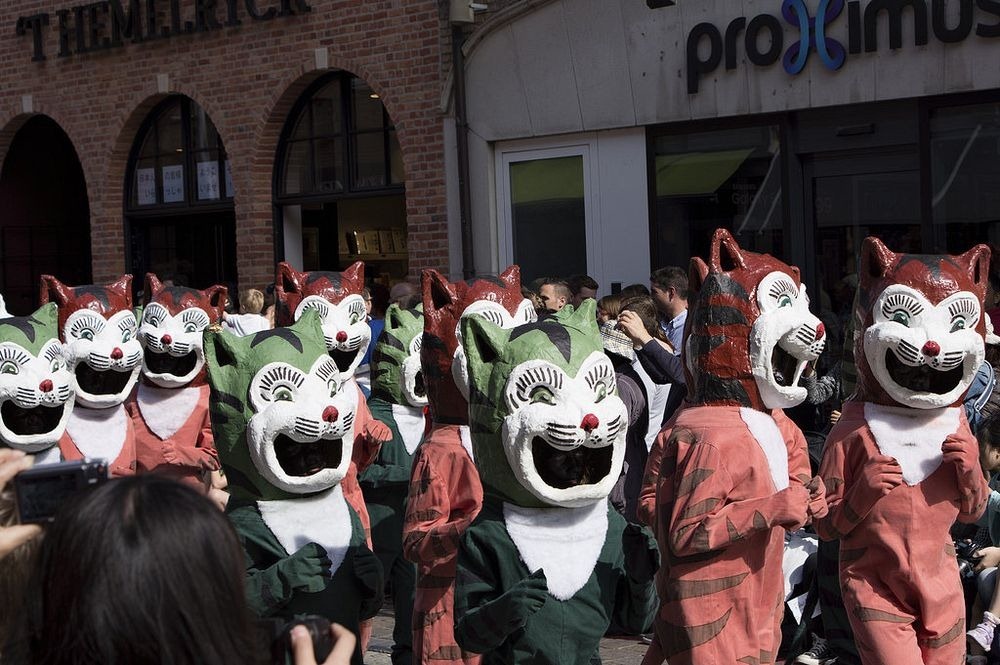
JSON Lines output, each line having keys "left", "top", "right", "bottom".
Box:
{"left": 288, "top": 620, "right": 355, "bottom": 665}
{"left": 0, "top": 449, "right": 42, "bottom": 560}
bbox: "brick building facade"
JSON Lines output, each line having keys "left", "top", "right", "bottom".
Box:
{"left": 0, "top": 0, "right": 453, "bottom": 312}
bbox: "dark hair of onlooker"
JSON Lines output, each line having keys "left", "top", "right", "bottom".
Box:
{"left": 621, "top": 296, "right": 669, "bottom": 343}
{"left": 597, "top": 295, "right": 623, "bottom": 320}
{"left": 650, "top": 266, "right": 689, "bottom": 300}
{"left": 539, "top": 278, "right": 572, "bottom": 301}
{"left": 567, "top": 275, "right": 599, "bottom": 295}
{"left": 619, "top": 283, "right": 650, "bottom": 298}
{"left": 30, "top": 476, "right": 257, "bottom": 665}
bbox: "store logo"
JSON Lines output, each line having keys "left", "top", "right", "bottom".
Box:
{"left": 685, "top": 0, "right": 1000, "bottom": 94}
{"left": 781, "top": 0, "right": 846, "bottom": 74}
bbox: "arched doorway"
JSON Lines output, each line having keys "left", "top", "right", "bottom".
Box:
{"left": 124, "top": 97, "right": 236, "bottom": 294}
{"left": 0, "top": 116, "right": 91, "bottom": 314}
{"left": 275, "top": 73, "right": 406, "bottom": 281}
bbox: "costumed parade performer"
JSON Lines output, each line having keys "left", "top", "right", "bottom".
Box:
{"left": 402, "top": 266, "right": 536, "bottom": 665}
{"left": 0, "top": 303, "right": 75, "bottom": 459}
{"left": 204, "top": 311, "right": 383, "bottom": 665}
{"left": 651, "top": 229, "right": 827, "bottom": 664}
{"left": 360, "top": 303, "right": 426, "bottom": 665}
{"left": 41, "top": 275, "right": 141, "bottom": 476}
{"left": 452, "top": 299, "right": 658, "bottom": 663}
{"left": 815, "top": 238, "right": 990, "bottom": 665}
{"left": 128, "top": 273, "right": 226, "bottom": 492}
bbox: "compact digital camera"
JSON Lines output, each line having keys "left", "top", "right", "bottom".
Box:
{"left": 13, "top": 458, "right": 109, "bottom": 524}
{"left": 257, "top": 615, "right": 334, "bottom": 665}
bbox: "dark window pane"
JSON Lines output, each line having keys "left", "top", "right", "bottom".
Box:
{"left": 352, "top": 79, "right": 384, "bottom": 131}
{"left": 354, "top": 133, "right": 386, "bottom": 189}
{"left": 314, "top": 137, "right": 344, "bottom": 194}
{"left": 190, "top": 105, "right": 220, "bottom": 152}
{"left": 510, "top": 156, "right": 587, "bottom": 284}
{"left": 283, "top": 140, "right": 312, "bottom": 195}
{"left": 156, "top": 102, "right": 184, "bottom": 155}
{"left": 312, "top": 82, "right": 343, "bottom": 137}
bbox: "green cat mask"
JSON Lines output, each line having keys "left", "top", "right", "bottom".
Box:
{"left": 371, "top": 304, "right": 426, "bottom": 407}
{"left": 462, "top": 300, "right": 627, "bottom": 509}
{"left": 0, "top": 303, "right": 75, "bottom": 452}
{"left": 205, "top": 311, "right": 359, "bottom": 501}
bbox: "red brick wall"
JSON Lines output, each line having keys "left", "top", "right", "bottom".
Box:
{"left": 0, "top": 0, "right": 451, "bottom": 290}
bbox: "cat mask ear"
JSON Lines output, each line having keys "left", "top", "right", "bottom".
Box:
{"left": 39, "top": 275, "right": 73, "bottom": 306}
{"left": 422, "top": 269, "right": 458, "bottom": 314}
{"left": 709, "top": 228, "right": 746, "bottom": 274}
{"left": 460, "top": 313, "right": 510, "bottom": 391}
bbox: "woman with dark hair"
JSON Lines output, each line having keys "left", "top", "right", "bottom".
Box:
{"left": 24, "top": 475, "right": 353, "bottom": 665}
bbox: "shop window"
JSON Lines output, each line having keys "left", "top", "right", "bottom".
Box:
{"left": 930, "top": 102, "right": 1000, "bottom": 253}
{"left": 275, "top": 73, "right": 406, "bottom": 280}
{"left": 650, "top": 126, "right": 783, "bottom": 269}
{"left": 124, "top": 96, "right": 236, "bottom": 292}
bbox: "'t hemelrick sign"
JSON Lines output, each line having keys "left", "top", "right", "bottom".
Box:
{"left": 686, "top": 0, "right": 1000, "bottom": 94}
{"left": 16, "top": 0, "right": 313, "bottom": 62}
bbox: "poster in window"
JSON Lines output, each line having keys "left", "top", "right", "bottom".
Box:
{"left": 162, "top": 165, "right": 184, "bottom": 203}
{"left": 136, "top": 167, "right": 156, "bottom": 206}
{"left": 197, "top": 161, "right": 220, "bottom": 200}
{"left": 225, "top": 160, "right": 233, "bottom": 198}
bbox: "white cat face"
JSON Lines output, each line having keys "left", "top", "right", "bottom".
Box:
{"left": 294, "top": 295, "right": 370, "bottom": 378}
{"left": 246, "top": 355, "right": 357, "bottom": 494}
{"left": 500, "top": 351, "right": 627, "bottom": 508}
{"left": 750, "top": 272, "right": 827, "bottom": 410}
{"left": 864, "top": 284, "right": 984, "bottom": 409}
{"left": 63, "top": 309, "right": 142, "bottom": 408}
{"left": 0, "top": 340, "right": 74, "bottom": 452}
{"left": 139, "top": 303, "right": 210, "bottom": 388}
{"left": 400, "top": 334, "right": 427, "bottom": 408}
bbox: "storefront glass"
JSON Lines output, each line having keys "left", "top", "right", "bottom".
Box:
{"left": 651, "top": 125, "right": 783, "bottom": 270}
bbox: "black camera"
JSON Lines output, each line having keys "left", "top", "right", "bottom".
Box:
{"left": 956, "top": 540, "right": 982, "bottom": 580}
{"left": 257, "top": 615, "right": 333, "bottom": 665}
{"left": 13, "top": 458, "right": 109, "bottom": 524}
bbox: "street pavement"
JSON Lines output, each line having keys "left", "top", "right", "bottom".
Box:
{"left": 366, "top": 606, "right": 651, "bottom": 665}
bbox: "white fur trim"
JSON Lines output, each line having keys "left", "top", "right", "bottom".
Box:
{"left": 33, "top": 445, "right": 63, "bottom": 465}
{"left": 66, "top": 405, "right": 127, "bottom": 461}
{"left": 391, "top": 403, "right": 425, "bottom": 454}
{"left": 865, "top": 403, "right": 959, "bottom": 485}
{"left": 503, "top": 500, "right": 608, "bottom": 601}
{"left": 137, "top": 383, "right": 201, "bottom": 440}
{"left": 458, "top": 425, "right": 475, "bottom": 461}
{"left": 258, "top": 484, "right": 352, "bottom": 576}
{"left": 739, "top": 408, "right": 789, "bottom": 491}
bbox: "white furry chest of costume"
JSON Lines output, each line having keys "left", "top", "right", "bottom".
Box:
{"left": 66, "top": 405, "right": 127, "bottom": 461}
{"left": 865, "top": 403, "right": 959, "bottom": 486}
{"left": 390, "top": 403, "right": 424, "bottom": 455}
{"left": 258, "top": 484, "right": 353, "bottom": 576}
{"left": 137, "top": 383, "right": 202, "bottom": 440}
{"left": 503, "top": 500, "right": 608, "bottom": 601}
{"left": 739, "top": 408, "right": 789, "bottom": 492}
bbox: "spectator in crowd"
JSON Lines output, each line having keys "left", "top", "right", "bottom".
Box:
{"left": 620, "top": 283, "right": 650, "bottom": 298}
{"left": 22, "top": 474, "right": 355, "bottom": 665}
{"left": 597, "top": 294, "right": 623, "bottom": 325}
{"left": 222, "top": 288, "right": 270, "bottom": 337}
{"left": 568, "top": 274, "right": 599, "bottom": 308}
{"left": 0, "top": 450, "right": 42, "bottom": 661}
{"left": 538, "top": 278, "right": 571, "bottom": 313}
{"left": 389, "top": 281, "right": 420, "bottom": 309}
{"left": 356, "top": 287, "right": 381, "bottom": 398}
{"left": 650, "top": 267, "right": 688, "bottom": 353}
{"left": 263, "top": 283, "right": 277, "bottom": 328}
{"left": 617, "top": 296, "right": 686, "bottom": 390}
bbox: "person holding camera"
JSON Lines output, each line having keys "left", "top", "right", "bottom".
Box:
{"left": 0, "top": 449, "right": 41, "bottom": 562}
{"left": 13, "top": 473, "right": 354, "bottom": 665}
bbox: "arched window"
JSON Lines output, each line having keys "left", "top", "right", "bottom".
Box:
{"left": 275, "top": 73, "right": 406, "bottom": 277}
{"left": 124, "top": 97, "right": 236, "bottom": 292}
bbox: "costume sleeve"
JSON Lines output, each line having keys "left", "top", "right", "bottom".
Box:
{"left": 814, "top": 436, "right": 861, "bottom": 541}
{"left": 162, "top": 410, "right": 220, "bottom": 471}
{"left": 635, "top": 340, "right": 686, "bottom": 385}
{"left": 949, "top": 424, "right": 990, "bottom": 524}
{"left": 402, "top": 451, "right": 472, "bottom": 567}
{"left": 637, "top": 427, "right": 670, "bottom": 529}
{"left": 783, "top": 418, "right": 812, "bottom": 488}
{"left": 351, "top": 543, "right": 385, "bottom": 620}
{"left": 351, "top": 396, "right": 383, "bottom": 474}
{"left": 453, "top": 531, "right": 547, "bottom": 654}
{"left": 667, "top": 440, "right": 800, "bottom": 556}
{"left": 612, "top": 524, "right": 659, "bottom": 633}
{"left": 358, "top": 457, "right": 413, "bottom": 489}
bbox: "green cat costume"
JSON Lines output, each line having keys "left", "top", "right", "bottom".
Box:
{"left": 204, "top": 312, "right": 382, "bottom": 665}
{"left": 453, "top": 301, "right": 658, "bottom": 664}
{"left": 360, "top": 304, "right": 425, "bottom": 665}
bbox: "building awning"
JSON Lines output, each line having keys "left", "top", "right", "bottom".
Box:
{"left": 655, "top": 148, "right": 754, "bottom": 197}
{"left": 510, "top": 156, "right": 584, "bottom": 205}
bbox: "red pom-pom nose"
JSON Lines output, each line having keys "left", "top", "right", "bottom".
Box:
{"left": 322, "top": 406, "right": 339, "bottom": 423}
{"left": 922, "top": 341, "right": 941, "bottom": 357}
{"left": 580, "top": 413, "right": 600, "bottom": 433}
{"left": 39, "top": 379, "right": 53, "bottom": 393}
{"left": 815, "top": 323, "right": 825, "bottom": 341}
{"left": 110, "top": 348, "right": 124, "bottom": 360}
{"left": 336, "top": 331, "right": 348, "bottom": 343}
{"left": 161, "top": 334, "right": 172, "bottom": 346}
